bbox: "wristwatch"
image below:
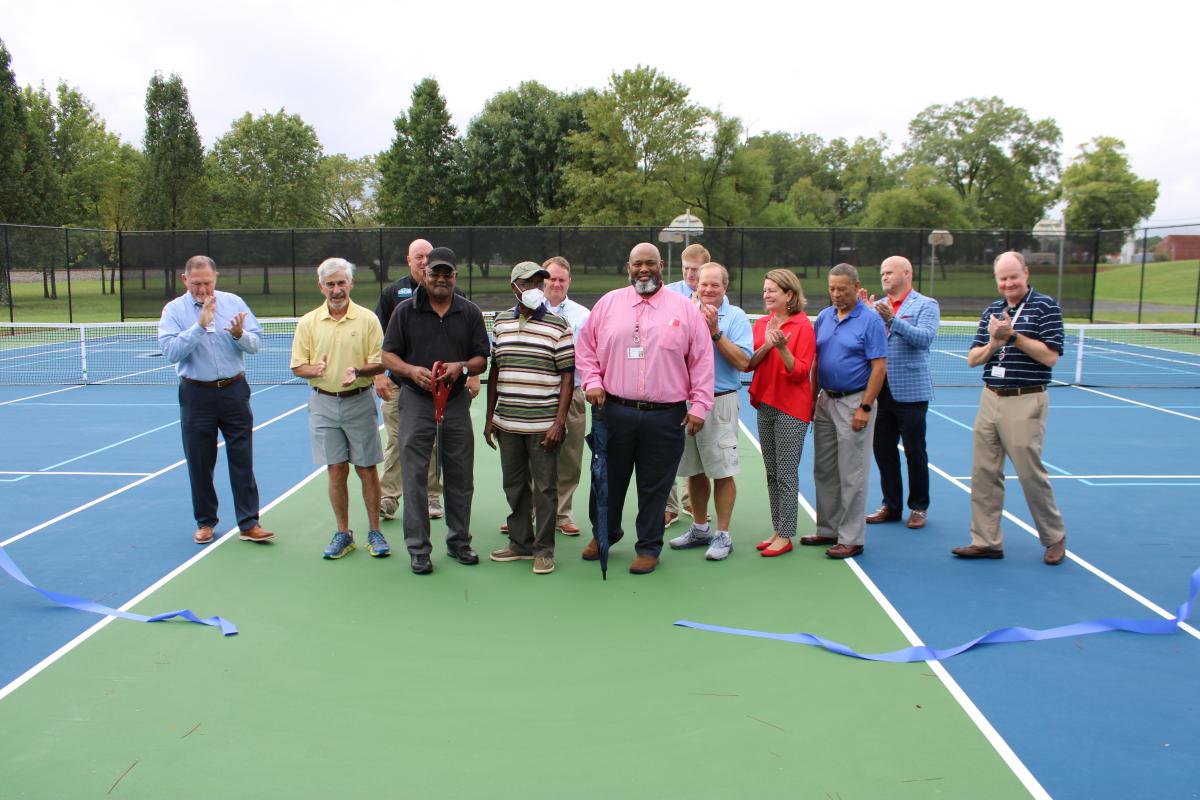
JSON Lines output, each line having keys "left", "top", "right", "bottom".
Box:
{"left": 860, "top": 403, "right": 872, "bottom": 412}
{"left": 711, "top": 331, "right": 723, "bottom": 342}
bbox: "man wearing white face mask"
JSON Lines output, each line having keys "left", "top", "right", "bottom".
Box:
{"left": 483, "top": 262, "right": 575, "bottom": 575}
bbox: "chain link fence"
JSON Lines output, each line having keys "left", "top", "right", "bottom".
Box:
{"left": 2, "top": 222, "right": 1197, "bottom": 323}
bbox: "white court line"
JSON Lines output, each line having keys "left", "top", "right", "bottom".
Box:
{"left": 0, "top": 386, "right": 86, "bottom": 406}
{"left": 0, "top": 464, "right": 327, "bottom": 703}
{"left": 0, "top": 403, "right": 307, "bottom": 548}
{"left": 950, "top": 474, "right": 1200, "bottom": 481}
{"left": 1069, "top": 385, "right": 1200, "bottom": 422}
{"left": 0, "top": 471, "right": 154, "bottom": 477}
{"left": 736, "top": 418, "right": 1051, "bottom": 800}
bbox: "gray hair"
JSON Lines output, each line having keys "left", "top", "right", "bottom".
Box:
{"left": 829, "top": 262, "right": 859, "bottom": 283}
{"left": 184, "top": 255, "right": 216, "bottom": 273}
{"left": 317, "top": 257, "right": 355, "bottom": 281}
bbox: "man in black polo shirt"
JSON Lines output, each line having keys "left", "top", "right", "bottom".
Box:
{"left": 953, "top": 251, "right": 1068, "bottom": 565}
{"left": 381, "top": 247, "right": 490, "bottom": 574}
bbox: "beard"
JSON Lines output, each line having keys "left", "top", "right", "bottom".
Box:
{"left": 631, "top": 276, "right": 660, "bottom": 296}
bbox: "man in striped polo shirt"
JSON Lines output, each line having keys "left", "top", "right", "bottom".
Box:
{"left": 953, "top": 251, "right": 1068, "bottom": 565}
{"left": 484, "top": 262, "right": 575, "bottom": 575}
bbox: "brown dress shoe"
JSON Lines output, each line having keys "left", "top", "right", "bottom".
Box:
{"left": 826, "top": 543, "right": 864, "bottom": 559}
{"left": 907, "top": 510, "right": 927, "bottom": 529}
{"left": 629, "top": 554, "right": 659, "bottom": 574}
{"left": 1044, "top": 537, "right": 1066, "bottom": 566}
{"left": 238, "top": 525, "right": 275, "bottom": 543}
{"left": 558, "top": 521, "right": 581, "bottom": 535}
{"left": 951, "top": 544, "right": 1004, "bottom": 559}
{"left": 799, "top": 535, "right": 838, "bottom": 546}
{"left": 193, "top": 526, "right": 214, "bottom": 545}
{"left": 865, "top": 505, "right": 901, "bottom": 524}
{"left": 581, "top": 539, "right": 601, "bottom": 561}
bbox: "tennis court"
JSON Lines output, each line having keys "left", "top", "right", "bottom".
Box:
{"left": 1, "top": 320, "right": 1198, "bottom": 798}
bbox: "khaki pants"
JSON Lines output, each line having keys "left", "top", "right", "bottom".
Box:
{"left": 555, "top": 388, "right": 587, "bottom": 525}
{"left": 812, "top": 390, "right": 875, "bottom": 547}
{"left": 380, "top": 389, "right": 441, "bottom": 507}
{"left": 969, "top": 388, "right": 1065, "bottom": 548}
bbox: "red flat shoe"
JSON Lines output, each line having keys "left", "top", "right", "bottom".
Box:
{"left": 760, "top": 540, "right": 793, "bottom": 557}
{"left": 756, "top": 539, "right": 774, "bottom": 551}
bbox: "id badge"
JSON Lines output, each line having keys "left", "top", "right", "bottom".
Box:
{"left": 627, "top": 346, "right": 645, "bottom": 360}
{"left": 991, "top": 365, "right": 1006, "bottom": 379}
{"left": 205, "top": 324, "right": 216, "bottom": 334}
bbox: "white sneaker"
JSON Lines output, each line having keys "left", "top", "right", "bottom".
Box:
{"left": 705, "top": 531, "right": 733, "bottom": 561}
{"left": 668, "top": 524, "right": 713, "bottom": 550}
{"left": 428, "top": 498, "right": 445, "bottom": 519}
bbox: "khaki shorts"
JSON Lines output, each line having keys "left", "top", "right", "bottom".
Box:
{"left": 677, "top": 391, "right": 740, "bottom": 479}
{"left": 308, "top": 389, "right": 384, "bottom": 467}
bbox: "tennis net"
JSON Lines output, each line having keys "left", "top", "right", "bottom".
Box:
{"left": 2, "top": 318, "right": 1198, "bottom": 388}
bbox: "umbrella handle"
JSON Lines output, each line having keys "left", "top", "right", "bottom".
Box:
{"left": 430, "top": 361, "right": 450, "bottom": 423}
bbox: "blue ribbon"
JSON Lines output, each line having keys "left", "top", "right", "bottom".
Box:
{"left": 1, "top": 546, "right": 237, "bottom": 636}
{"left": 675, "top": 566, "right": 1198, "bottom": 663}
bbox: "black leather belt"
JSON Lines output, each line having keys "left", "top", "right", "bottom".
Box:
{"left": 987, "top": 384, "right": 1046, "bottom": 397}
{"left": 182, "top": 373, "right": 244, "bottom": 388}
{"left": 714, "top": 389, "right": 738, "bottom": 397}
{"left": 607, "top": 394, "right": 685, "bottom": 411}
{"left": 313, "top": 385, "right": 371, "bottom": 398}
{"left": 824, "top": 386, "right": 866, "bottom": 399}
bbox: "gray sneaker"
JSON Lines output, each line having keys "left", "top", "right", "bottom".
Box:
{"left": 428, "top": 498, "right": 445, "bottom": 519}
{"left": 668, "top": 524, "right": 714, "bottom": 550}
{"left": 705, "top": 531, "right": 733, "bottom": 561}
{"left": 379, "top": 499, "right": 398, "bottom": 521}
{"left": 533, "top": 555, "right": 555, "bottom": 574}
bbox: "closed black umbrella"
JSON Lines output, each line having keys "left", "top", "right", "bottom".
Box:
{"left": 585, "top": 405, "right": 610, "bottom": 580}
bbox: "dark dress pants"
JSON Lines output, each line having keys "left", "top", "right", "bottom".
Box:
{"left": 872, "top": 382, "right": 930, "bottom": 513}
{"left": 590, "top": 401, "right": 687, "bottom": 557}
{"left": 397, "top": 386, "right": 473, "bottom": 556}
{"left": 179, "top": 379, "right": 261, "bottom": 530}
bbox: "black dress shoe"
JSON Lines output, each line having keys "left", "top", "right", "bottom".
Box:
{"left": 447, "top": 547, "right": 479, "bottom": 566}
{"left": 410, "top": 553, "right": 433, "bottom": 574}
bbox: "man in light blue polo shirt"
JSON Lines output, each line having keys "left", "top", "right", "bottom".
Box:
{"left": 158, "top": 255, "right": 274, "bottom": 546}
{"left": 803, "top": 263, "right": 887, "bottom": 559}
{"left": 668, "top": 263, "right": 753, "bottom": 560}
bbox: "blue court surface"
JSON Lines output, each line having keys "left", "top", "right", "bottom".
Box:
{"left": 1, "top": 373, "right": 1199, "bottom": 797}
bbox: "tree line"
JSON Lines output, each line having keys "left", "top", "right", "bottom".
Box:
{"left": 0, "top": 38, "right": 1160, "bottom": 237}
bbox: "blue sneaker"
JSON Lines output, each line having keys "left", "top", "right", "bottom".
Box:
{"left": 323, "top": 531, "right": 355, "bottom": 559}
{"left": 367, "top": 530, "right": 391, "bottom": 558}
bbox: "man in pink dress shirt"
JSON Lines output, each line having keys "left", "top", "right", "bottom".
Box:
{"left": 574, "top": 242, "right": 715, "bottom": 574}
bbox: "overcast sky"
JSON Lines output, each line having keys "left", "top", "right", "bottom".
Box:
{"left": 4, "top": 0, "right": 1197, "bottom": 228}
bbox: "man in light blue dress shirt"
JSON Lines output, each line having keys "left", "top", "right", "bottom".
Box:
{"left": 664, "top": 243, "right": 709, "bottom": 523}
{"left": 158, "top": 255, "right": 274, "bottom": 546}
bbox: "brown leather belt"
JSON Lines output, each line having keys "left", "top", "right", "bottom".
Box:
{"left": 987, "top": 384, "right": 1046, "bottom": 397}
{"left": 607, "top": 394, "right": 685, "bottom": 411}
{"left": 182, "top": 373, "right": 245, "bottom": 389}
{"left": 313, "top": 385, "right": 371, "bottom": 398}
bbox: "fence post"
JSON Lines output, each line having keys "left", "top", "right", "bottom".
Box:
{"left": 916, "top": 229, "right": 926, "bottom": 293}
{"left": 118, "top": 230, "right": 126, "bottom": 321}
{"left": 65, "top": 227, "right": 74, "bottom": 323}
{"left": 3, "top": 224, "right": 12, "bottom": 323}
{"left": 738, "top": 227, "right": 746, "bottom": 309}
{"left": 377, "top": 227, "right": 385, "bottom": 303}
{"left": 1194, "top": 257, "right": 1199, "bottom": 325}
{"left": 467, "top": 228, "right": 474, "bottom": 300}
{"left": 1136, "top": 227, "right": 1149, "bottom": 323}
{"left": 1089, "top": 230, "right": 1100, "bottom": 323}
{"left": 290, "top": 229, "right": 298, "bottom": 317}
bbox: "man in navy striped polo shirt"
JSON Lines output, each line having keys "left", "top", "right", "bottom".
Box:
{"left": 953, "top": 251, "right": 1067, "bottom": 565}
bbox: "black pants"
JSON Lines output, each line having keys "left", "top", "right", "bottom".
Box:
{"left": 397, "top": 386, "right": 473, "bottom": 556}
{"left": 179, "top": 379, "right": 261, "bottom": 530}
{"left": 871, "top": 382, "right": 930, "bottom": 513}
{"left": 590, "top": 401, "right": 687, "bottom": 557}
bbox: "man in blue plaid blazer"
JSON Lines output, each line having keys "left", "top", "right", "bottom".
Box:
{"left": 863, "top": 256, "right": 940, "bottom": 529}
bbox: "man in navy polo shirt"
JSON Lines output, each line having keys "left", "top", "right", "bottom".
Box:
{"left": 803, "top": 263, "right": 887, "bottom": 559}
{"left": 953, "top": 251, "right": 1067, "bottom": 565}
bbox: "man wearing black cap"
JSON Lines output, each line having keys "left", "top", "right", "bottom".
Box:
{"left": 381, "top": 247, "right": 491, "bottom": 574}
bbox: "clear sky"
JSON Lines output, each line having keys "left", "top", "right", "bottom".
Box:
{"left": 4, "top": 0, "right": 1196, "bottom": 227}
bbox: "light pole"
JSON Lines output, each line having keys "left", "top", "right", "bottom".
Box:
{"left": 928, "top": 230, "right": 953, "bottom": 296}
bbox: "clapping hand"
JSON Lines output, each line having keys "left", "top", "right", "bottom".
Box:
{"left": 988, "top": 311, "right": 1014, "bottom": 342}
{"left": 872, "top": 296, "right": 894, "bottom": 323}
{"left": 198, "top": 296, "right": 217, "bottom": 329}
{"left": 766, "top": 315, "right": 790, "bottom": 349}
{"left": 342, "top": 366, "right": 358, "bottom": 387}
{"left": 701, "top": 303, "right": 719, "bottom": 334}
{"left": 313, "top": 354, "right": 329, "bottom": 378}
{"left": 225, "top": 311, "right": 247, "bottom": 339}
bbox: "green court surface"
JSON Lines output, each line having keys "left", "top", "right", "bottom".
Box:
{"left": 0, "top": 421, "right": 1029, "bottom": 799}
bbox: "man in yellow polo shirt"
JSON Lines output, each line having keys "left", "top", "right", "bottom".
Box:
{"left": 290, "top": 257, "right": 390, "bottom": 561}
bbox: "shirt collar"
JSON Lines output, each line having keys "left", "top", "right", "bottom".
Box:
{"left": 510, "top": 303, "right": 547, "bottom": 321}
{"left": 318, "top": 299, "right": 359, "bottom": 321}
{"left": 628, "top": 285, "right": 665, "bottom": 308}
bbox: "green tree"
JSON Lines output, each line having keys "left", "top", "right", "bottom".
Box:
{"left": 905, "top": 96, "right": 1061, "bottom": 229}
{"left": 744, "top": 131, "right": 830, "bottom": 204}
{"left": 207, "top": 109, "right": 325, "bottom": 228}
{"left": 862, "top": 165, "right": 972, "bottom": 229}
{"left": 0, "top": 38, "right": 28, "bottom": 226}
{"left": 99, "top": 143, "right": 143, "bottom": 232}
{"left": 551, "top": 66, "right": 704, "bottom": 226}
{"left": 462, "top": 82, "right": 588, "bottom": 225}
{"left": 1061, "top": 136, "right": 1158, "bottom": 230}
{"left": 321, "top": 153, "right": 379, "bottom": 227}
{"left": 18, "top": 85, "right": 63, "bottom": 226}
{"left": 46, "top": 82, "right": 129, "bottom": 228}
{"left": 139, "top": 72, "right": 206, "bottom": 229}
{"left": 822, "top": 135, "right": 898, "bottom": 224}
{"left": 663, "top": 112, "right": 771, "bottom": 226}
{"left": 377, "top": 78, "right": 463, "bottom": 226}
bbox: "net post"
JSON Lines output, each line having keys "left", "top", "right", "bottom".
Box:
{"left": 78, "top": 324, "right": 89, "bottom": 384}
{"left": 1074, "top": 326, "right": 1085, "bottom": 385}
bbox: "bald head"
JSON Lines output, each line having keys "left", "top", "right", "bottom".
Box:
{"left": 407, "top": 239, "right": 433, "bottom": 283}
{"left": 993, "top": 251, "right": 1030, "bottom": 305}
{"left": 627, "top": 242, "right": 664, "bottom": 296}
{"left": 880, "top": 255, "right": 913, "bottom": 299}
